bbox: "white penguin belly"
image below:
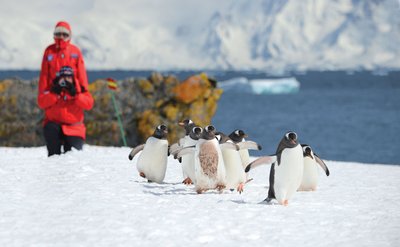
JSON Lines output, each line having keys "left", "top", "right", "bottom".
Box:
{"left": 137, "top": 137, "right": 168, "bottom": 183}
{"left": 299, "top": 157, "right": 319, "bottom": 191}
{"left": 181, "top": 137, "right": 197, "bottom": 181}
{"left": 274, "top": 145, "right": 304, "bottom": 203}
{"left": 238, "top": 149, "right": 250, "bottom": 169}
{"left": 222, "top": 149, "right": 246, "bottom": 190}
{"left": 195, "top": 139, "right": 226, "bottom": 191}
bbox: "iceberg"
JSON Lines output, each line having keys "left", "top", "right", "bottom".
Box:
{"left": 219, "top": 77, "right": 300, "bottom": 94}
{"left": 217, "top": 77, "right": 253, "bottom": 93}
{"left": 250, "top": 78, "right": 300, "bottom": 94}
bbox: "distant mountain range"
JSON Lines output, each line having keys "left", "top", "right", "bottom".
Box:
{"left": 0, "top": 0, "right": 399, "bottom": 73}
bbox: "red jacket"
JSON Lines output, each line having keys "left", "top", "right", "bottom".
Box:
{"left": 38, "top": 42, "right": 94, "bottom": 139}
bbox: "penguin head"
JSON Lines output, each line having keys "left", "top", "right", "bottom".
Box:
{"left": 202, "top": 125, "right": 216, "bottom": 140}
{"left": 215, "top": 131, "right": 230, "bottom": 144}
{"left": 215, "top": 132, "right": 222, "bottom": 142}
{"left": 301, "top": 144, "right": 314, "bottom": 159}
{"left": 153, "top": 124, "right": 168, "bottom": 139}
{"left": 190, "top": 126, "right": 203, "bottom": 140}
{"left": 178, "top": 119, "right": 195, "bottom": 135}
{"left": 284, "top": 131, "right": 298, "bottom": 147}
{"left": 229, "top": 129, "right": 248, "bottom": 143}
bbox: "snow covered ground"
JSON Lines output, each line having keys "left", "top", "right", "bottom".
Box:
{"left": 0, "top": 146, "right": 399, "bottom": 246}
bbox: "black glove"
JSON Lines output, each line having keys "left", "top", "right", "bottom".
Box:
{"left": 65, "top": 81, "right": 76, "bottom": 96}
{"left": 50, "top": 77, "right": 63, "bottom": 94}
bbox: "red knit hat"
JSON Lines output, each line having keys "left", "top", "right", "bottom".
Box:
{"left": 54, "top": 21, "right": 71, "bottom": 40}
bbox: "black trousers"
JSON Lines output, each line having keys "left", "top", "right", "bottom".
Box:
{"left": 44, "top": 122, "right": 84, "bottom": 157}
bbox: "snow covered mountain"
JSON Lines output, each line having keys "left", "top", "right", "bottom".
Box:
{"left": 200, "top": 0, "right": 400, "bottom": 72}
{"left": 0, "top": 0, "right": 399, "bottom": 72}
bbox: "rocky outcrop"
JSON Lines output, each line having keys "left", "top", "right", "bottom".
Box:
{"left": 0, "top": 72, "right": 223, "bottom": 147}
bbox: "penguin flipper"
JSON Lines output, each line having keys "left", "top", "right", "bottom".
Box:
{"left": 171, "top": 145, "right": 195, "bottom": 159}
{"left": 315, "top": 155, "right": 330, "bottom": 176}
{"left": 128, "top": 144, "right": 145, "bottom": 160}
{"left": 237, "top": 141, "right": 262, "bottom": 151}
{"left": 220, "top": 142, "right": 240, "bottom": 151}
{"left": 178, "top": 137, "right": 186, "bottom": 146}
{"left": 176, "top": 146, "right": 196, "bottom": 159}
{"left": 245, "top": 155, "right": 277, "bottom": 173}
{"left": 169, "top": 142, "right": 181, "bottom": 155}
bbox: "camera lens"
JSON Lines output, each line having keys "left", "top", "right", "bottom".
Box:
{"left": 59, "top": 80, "right": 66, "bottom": 87}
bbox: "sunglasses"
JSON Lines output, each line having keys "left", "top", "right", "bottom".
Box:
{"left": 54, "top": 32, "right": 70, "bottom": 38}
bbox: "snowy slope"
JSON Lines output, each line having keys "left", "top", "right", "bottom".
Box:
{"left": 0, "top": 146, "right": 399, "bottom": 246}
{"left": 204, "top": 0, "right": 400, "bottom": 71}
{"left": 0, "top": 0, "right": 399, "bottom": 71}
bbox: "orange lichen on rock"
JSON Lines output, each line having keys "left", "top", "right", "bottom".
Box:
{"left": 137, "top": 110, "right": 162, "bottom": 140}
{"left": 172, "top": 73, "right": 209, "bottom": 104}
{"left": 0, "top": 72, "right": 223, "bottom": 147}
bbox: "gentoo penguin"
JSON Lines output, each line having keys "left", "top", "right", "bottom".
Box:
{"left": 245, "top": 131, "right": 304, "bottom": 206}
{"left": 128, "top": 124, "right": 169, "bottom": 183}
{"left": 169, "top": 119, "right": 196, "bottom": 155}
{"left": 298, "top": 144, "right": 330, "bottom": 191}
{"left": 177, "top": 125, "right": 226, "bottom": 194}
{"left": 179, "top": 120, "right": 201, "bottom": 185}
{"left": 168, "top": 119, "right": 198, "bottom": 184}
{"left": 215, "top": 132, "right": 247, "bottom": 193}
{"left": 228, "top": 130, "right": 262, "bottom": 170}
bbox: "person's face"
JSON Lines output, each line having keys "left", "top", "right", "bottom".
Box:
{"left": 63, "top": 75, "right": 73, "bottom": 83}
{"left": 54, "top": 32, "right": 70, "bottom": 41}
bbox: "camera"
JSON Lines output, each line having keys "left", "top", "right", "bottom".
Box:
{"left": 59, "top": 79, "right": 67, "bottom": 88}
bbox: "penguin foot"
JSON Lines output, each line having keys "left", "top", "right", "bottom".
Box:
{"left": 282, "top": 200, "right": 289, "bottom": 206}
{"left": 182, "top": 177, "right": 193, "bottom": 185}
{"left": 139, "top": 172, "right": 146, "bottom": 178}
{"left": 196, "top": 188, "right": 205, "bottom": 194}
{"left": 237, "top": 183, "right": 244, "bottom": 194}
{"left": 216, "top": 184, "right": 226, "bottom": 192}
{"left": 260, "top": 197, "right": 279, "bottom": 205}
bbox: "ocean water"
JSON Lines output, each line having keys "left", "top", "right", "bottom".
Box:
{"left": 1, "top": 70, "right": 399, "bottom": 164}
{"left": 213, "top": 71, "right": 400, "bottom": 165}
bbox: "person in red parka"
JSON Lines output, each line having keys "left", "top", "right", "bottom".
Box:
{"left": 38, "top": 21, "right": 94, "bottom": 156}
